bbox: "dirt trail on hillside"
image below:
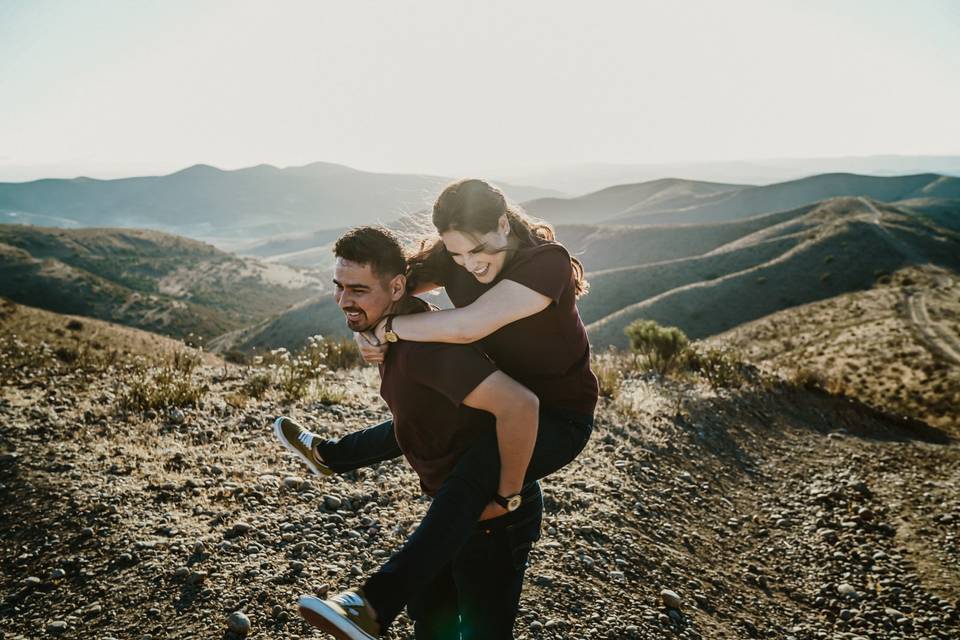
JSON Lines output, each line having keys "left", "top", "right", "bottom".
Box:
{"left": 907, "top": 282, "right": 960, "bottom": 365}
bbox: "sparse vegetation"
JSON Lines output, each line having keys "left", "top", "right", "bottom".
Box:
{"left": 685, "top": 344, "right": 746, "bottom": 390}
{"left": 591, "top": 349, "right": 624, "bottom": 399}
{"left": 625, "top": 319, "right": 689, "bottom": 376}
{"left": 114, "top": 350, "right": 206, "bottom": 413}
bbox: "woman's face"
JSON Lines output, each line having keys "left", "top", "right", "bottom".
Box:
{"left": 440, "top": 215, "right": 510, "bottom": 284}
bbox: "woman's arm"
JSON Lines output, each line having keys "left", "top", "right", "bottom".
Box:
{"left": 381, "top": 280, "right": 552, "bottom": 344}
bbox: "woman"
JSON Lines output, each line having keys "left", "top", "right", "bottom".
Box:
{"left": 297, "top": 179, "right": 598, "bottom": 638}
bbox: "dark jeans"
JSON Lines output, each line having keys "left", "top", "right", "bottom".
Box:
{"left": 316, "top": 407, "right": 593, "bottom": 630}
{"left": 407, "top": 482, "right": 543, "bottom": 640}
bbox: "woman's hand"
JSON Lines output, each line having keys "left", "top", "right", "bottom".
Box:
{"left": 372, "top": 315, "right": 390, "bottom": 345}
{"left": 354, "top": 331, "right": 388, "bottom": 364}
{"left": 478, "top": 500, "right": 509, "bottom": 521}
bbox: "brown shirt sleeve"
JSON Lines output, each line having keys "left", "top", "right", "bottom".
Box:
{"left": 399, "top": 343, "right": 499, "bottom": 407}
{"left": 502, "top": 244, "right": 572, "bottom": 304}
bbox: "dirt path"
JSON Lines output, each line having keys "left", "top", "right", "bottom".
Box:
{"left": 907, "top": 284, "right": 960, "bottom": 366}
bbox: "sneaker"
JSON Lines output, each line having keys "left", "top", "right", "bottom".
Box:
{"left": 298, "top": 590, "right": 380, "bottom": 639}
{"left": 273, "top": 416, "right": 333, "bottom": 477}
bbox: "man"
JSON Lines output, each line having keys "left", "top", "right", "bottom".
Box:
{"left": 274, "top": 226, "right": 542, "bottom": 639}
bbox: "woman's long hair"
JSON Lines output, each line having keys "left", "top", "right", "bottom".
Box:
{"left": 407, "top": 179, "right": 588, "bottom": 296}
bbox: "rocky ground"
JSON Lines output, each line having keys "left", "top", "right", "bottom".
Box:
{"left": 1, "top": 301, "right": 958, "bottom": 639}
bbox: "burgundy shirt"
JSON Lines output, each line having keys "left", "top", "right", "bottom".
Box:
{"left": 379, "top": 336, "right": 498, "bottom": 496}
{"left": 440, "top": 242, "right": 599, "bottom": 417}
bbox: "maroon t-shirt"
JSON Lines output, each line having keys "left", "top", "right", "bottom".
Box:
{"left": 440, "top": 242, "right": 599, "bottom": 417}
{"left": 379, "top": 338, "right": 498, "bottom": 496}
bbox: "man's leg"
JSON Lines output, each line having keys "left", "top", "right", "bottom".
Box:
{"left": 361, "top": 407, "right": 585, "bottom": 630}
{"left": 406, "top": 563, "right": 460, "bottom": 640}
{"left": 314, "top": 419, "right": 403, "bottom": 474}
{"left": 454, "top": 483, "right": 543, "bottom": 640}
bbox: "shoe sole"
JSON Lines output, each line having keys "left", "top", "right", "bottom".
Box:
{"left": 298, "top": 596, "right": 377, "bottom": 640}
{"left": 273, "top": 417, "right": 331, "bottom": 478}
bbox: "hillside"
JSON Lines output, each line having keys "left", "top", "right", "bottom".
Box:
{"left": 207, "top": 296, "right": 352, "bottom": 355}
{"left": 1, "top": 301, "right": 957, "bottom": 639}
{"left": 715, "top": 266, "right": 960, "bottom": 431}
{"left": 586, "top": 198, "right": 960, "bottom": 348}
{"left": 528, "top": 173, "right": 960, "bottom": 227}
{"left": 0, "top": 163, "right": 558, "bottom": 248}
{"left": 555, "top": 204, "right": 814, "bottom": 272}
{"left": 524, "top": 179, "right": 744, "bottom": 225}
{"left": 0, "top": 225, "right": 323, "bottom": 340}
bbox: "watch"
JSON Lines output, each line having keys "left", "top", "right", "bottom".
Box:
{"left": 384, "top": 315, "right": 400, "bottom": 343}
{"left": 494, "top": 492, "right": 523, "bottom": 512}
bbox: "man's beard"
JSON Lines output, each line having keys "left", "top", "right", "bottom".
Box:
{"left": 343, "top": 307, "right": 376, "bottom": 332}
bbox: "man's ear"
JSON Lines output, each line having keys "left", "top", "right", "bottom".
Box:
{"left": 389, "top": 273, "right": 406, "bottom": 301}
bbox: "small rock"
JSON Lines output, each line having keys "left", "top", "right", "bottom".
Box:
{"left": 47, "top": 621, "right": 68, "bottom": 635}
{"left": 227, "top": 522, "right": 253, "bottom": 538}
{"left": 323, "top": 495, "right": 343, "bottom": 510}
{"left": 168, "top": 407, "right": 185, "bottom": 424}
{"left": 661, "top": 588, "right": 683, "bottom": 610}
{"left": 186, "top": 570, "right": 207, "bottom": 586}
{"left": 227, "top": 611, "right": 251, "bottom": 637}
{"left": 284, "top": 476, "right": 304, "bottom": 490}
{"left": 838, "top": 583, "right": 859, "bottom": 599}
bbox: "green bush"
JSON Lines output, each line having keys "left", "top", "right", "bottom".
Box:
{"left": 115, "top": 351, "right": 206, "bottom": 413}
{"left": 624, "top": 319, "right": 689, "bottom": 376}
{"left": 685, "top": 344, "right": 745, "bottom": 390}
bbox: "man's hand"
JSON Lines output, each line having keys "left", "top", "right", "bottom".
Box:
{"left": 478, "top": 500, "right": 509, "bottom": 521}
{"left": 354, "top": 331, "right": 388, "bottom": 364}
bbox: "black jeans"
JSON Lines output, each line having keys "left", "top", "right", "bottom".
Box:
{"left": 407, "top": 482, "right": 543, "bottom": 640}
{"left": 316, "top": 407, "right": 593, "bottom": 630}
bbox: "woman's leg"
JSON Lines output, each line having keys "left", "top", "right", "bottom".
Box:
{"left": 362, "top": 410, "right": 591, "bottom": 630}
{"left": 313, "top": 419, "right": 404, "bottom": 474}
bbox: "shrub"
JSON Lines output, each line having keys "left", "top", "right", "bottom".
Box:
{"left": 241, "top": 372, "right": 272, "bottom": 399}
{"left": 115, "top": 352, "right": 207, "bottom": 413}
{"left": 686, "top": 344, "right": 745, "bottom": 390}
{"left": 624, "top": 319, "right": 689, "bottom": 376}
{"left": 322, "top": 338, "right": 363, "bottom": 370}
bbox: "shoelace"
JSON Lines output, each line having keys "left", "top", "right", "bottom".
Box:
{"left": 333, "top": 592, "right": 365, "bottom": 614}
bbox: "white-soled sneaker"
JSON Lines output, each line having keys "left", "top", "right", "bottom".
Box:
{"left": 273, "top": 416, "right": 333, "bottom": 477}
{"left": 298, "top": 590, "right": 380, "bottom": 639}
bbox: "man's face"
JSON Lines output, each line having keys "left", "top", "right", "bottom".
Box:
{"left": 333, "top": 257, "right": 400, "bottom": 332}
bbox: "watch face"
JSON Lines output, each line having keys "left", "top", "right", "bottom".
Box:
{"left": 507, "top": 495, "right": 522, "bottom": 511}
{"left": 385, "top": 332, "right": 398, "bottom": 343}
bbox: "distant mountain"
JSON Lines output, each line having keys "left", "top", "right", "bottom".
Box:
{"left": 0, "top": 225, "right": 323, "bottom": 339}
{"left": 586, "top": 197, "right": 960, "bottom": 348}
{"left": 528, "top": 173, "right": 960, "bottom": 227}
{"left": 524, "top": 178, "right": 744, "bottom": 225}
{"left": 0, "top": 162, "right": 560, "bottom": 248}
{"left": 500, "top": 155, "right": 960, "bottom": 195}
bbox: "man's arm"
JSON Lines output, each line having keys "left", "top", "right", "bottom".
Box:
{"left": 461, "top": 371, "right": 539, "bottom": 510}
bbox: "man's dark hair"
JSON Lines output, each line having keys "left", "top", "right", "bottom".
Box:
{"left": 333, "top": 226, "right": 406, "bottom": 281}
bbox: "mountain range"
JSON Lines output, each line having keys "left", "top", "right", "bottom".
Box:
{"left": 0, "top": 162, "right": 558, "bottom": 250}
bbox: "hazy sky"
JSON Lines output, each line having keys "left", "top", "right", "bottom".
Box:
{"left": 1, "top": 0, "right": 958, "bottom": 181}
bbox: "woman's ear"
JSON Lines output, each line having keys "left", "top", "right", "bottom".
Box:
{"left": 498, "top": 213, "right": 510, "bottom": 236}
